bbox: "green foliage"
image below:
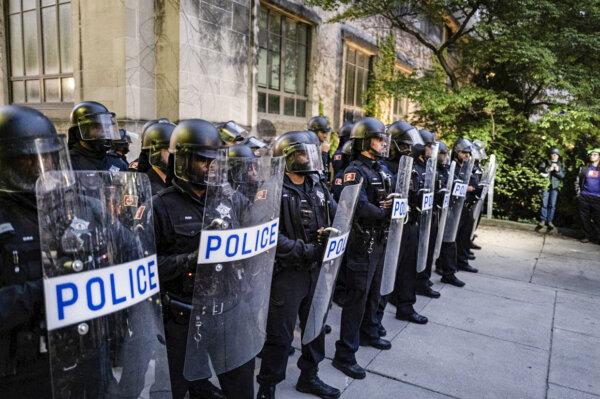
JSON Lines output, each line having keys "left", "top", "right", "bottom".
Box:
{"left": 318, "top": 96, "right": 325, "bottom": 117}
{"left": 364, "top": 34, "right": 397, "bottom": 120}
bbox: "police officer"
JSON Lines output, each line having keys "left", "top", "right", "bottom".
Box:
{"left": 130, "top": 118, "right": 173, "bottom": 172}
{"left": 456, "top": 139, "right": 480, "bottom": 273}
{"left": 152, "top": 119, "right": 253, "bottom": 399}
{"left": 308, "top": 116, "right": 332, "bottom": 177}
{"left": 0, "top": 105, "right": 71, "bottom": 398}
{"left": 257, "top": 130, "right": 340, "bottom": 399}
{"left": 332, "top": 117, "right": 393, "bottom": 380}
{"left": 331, "top": 140, "right": 354, "bottom": 201}
{"left": 68, "top": 101, "right": 129, "bottom": 171}
{"left": 109, "top": 128, "right": 135, "bottom": 164}
{"left": 331, "top": 122, "right": 353, "bottom": 178}
{"left": 141, "top": 120, "right": 176, "bottom": 194}
{"left": 414, "top": 130, "right": 441, "bottom": 298}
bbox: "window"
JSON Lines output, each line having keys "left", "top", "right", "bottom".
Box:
{"left": 257, "top": 8, "right": 309, "bottom": 117}
{"left": 392, "top": 96, "right": 408, "bottom": 121}
{"left": 7, "top": 0, "right": 73, "bottom": 104}
{"left": 343, "top": 46, "right": 370, "bottom": 122}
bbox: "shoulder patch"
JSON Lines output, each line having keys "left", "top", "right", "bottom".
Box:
{"left": 134, "top": 206, "right": 146, "bottom": 220}
{"left": 344, "top": 172, "right": 356, "bottom": 182}
{"left": 255, "top": 189, "right": 268, "bottom": 201}
{"left": 129, "top": 161, "right": 139, "bottom": 170}
{"left": 333, "top": 154, "right": 342, "bottom": 161}
{"left": 334, "top": 178, "right": 342, "bottom": 185}
{"left": 124, "top": 195, "right": 138, "bottom": 207}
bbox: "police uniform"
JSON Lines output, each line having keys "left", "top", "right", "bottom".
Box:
{"left": 435, "top": 162, "right": 458, "bottom": 277}
{"left": 69, "top": 144, "right": 129, "bottom": 172}
{"left": 456, "top": 163, "right": 482, "bottom": 271}
{"left": 146, "top": 167, "right": 167, "bottom": 195}
{"left": 334, "top": 154, "right": 391, "bottom": 365}
{"left": 153, "top": 180, "right": 254, "bottom": 399}
{"left": 331, "top": 169, "right": 345, "bottom": 202}
{"left": 257, "top": 173, "right": 334, "bottom": 388}
{"left": 331, "top": 149, "right": 345, "bottom": 178}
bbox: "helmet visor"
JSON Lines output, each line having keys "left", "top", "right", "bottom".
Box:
{"left": 283, "top": 143, "right": 323, "bottom": 173}
{"left": 220, "top": 121, "right": 247, "bottom": 143}
{"left": 77, "top": 112, "right": 120, "bottom": 141}
{"left": 246, "top": 136, "right": 267, "bottom": 149}
{"left": 364, "top": 132, "right": 391, "bottom": 158}
{"left": 174, "top": 145, "right": 225, "bottom": 185}
{"left": 406, "top": 128, "right": 425, "bottom": 146}
{"left": 0, "top": 136, "right": 72, "bottom": 193}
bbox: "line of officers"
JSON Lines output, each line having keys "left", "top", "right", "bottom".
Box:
{"left": 0, "top": 101, "right": 490, "bottom": 399}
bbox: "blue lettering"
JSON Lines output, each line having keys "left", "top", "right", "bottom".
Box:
{"left": 254, "top": 230, "right": 259, "bottom": 252}
{"left": 129, "top": 268, "right": 135, "bottom": 298}
{"left": 269, "top": 222, "right": 277, "bottom": 245}
{"left": 148, "top": 260, "right": 157, "bottom": 290}
{"left": 205, "top": 236, "right": 221, "bottom": 259}
{"left": 241, "top": 233, "right": 252, "bottom": 255}
{"left": 56, "top": 283, "right": 78, "bottom": 321}
{"left": 393, "top": 200, "right": 400, "bottom": 216}
{"left": 137, "top": 265, "right": 147, "bottom": 294}
{"left": 110, "top": 273, "right": 126, "bottom": 305}
{"left": 261, "top": 227, "right": 269, "bottom": 248}
{"left": 86, "top": 277, "right": 105, "bottom": 311}
{"left": 327, "top": 240, "right": 336, "bottom": 258}
{"left": 226, "top": 234, "right": 239, "bottom": 257}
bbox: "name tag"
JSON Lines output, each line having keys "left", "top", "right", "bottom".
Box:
{"left": 391, "top": 198, "right": 408, "bottom": 219}
{"left": 453, "top": 183, "right": 467, "bottom": 197}
{"left": 422, "top": 192, "right": 434, "bottom": 211}
{"left": 323, "top": 232, "right": 349, "bottom": 262}
{"left": 198, "top": 218, "right": 279, "bottom": 264}
{"left": 443, "top": 193, "right": 450, "bottom": 208}
{"left": 44, "top": 255, "right": 160, "bottom": 331}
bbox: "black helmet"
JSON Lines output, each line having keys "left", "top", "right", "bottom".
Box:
{"left": 228, "top": 143, "right": 258, "bottom": 159}
{"left": 0, "top": 105, "right": 71, "bottom": 192}
{"left": 438, "top": 141, "right": 448, "bottom": 153}
{"left": 437, "top": 141, "right": 450, "bottom": 165}
{"left": 112, "top": 129, "right": 138, "bottom": 155}
{"left": 274, "top": 130, "right": 323, "bottom": 173}
{"left": 307, "top": 116, "right": 331, "bottom": 134}
{"left": 350, "top": 117, "right": 390, "bottom": 158}
{"left": 388, "top": 121, "right": 422, "bottom": 145}
{"left": 472, "top": 139, "right": 487, "bottom": 161}
{"left": 243, "top": 136, "right": 267, "bottom": 150}
{"left": 169, "top": 119, "right": 223, "bottom": 185}
{"left": 340, "top": 139, "right": 354, "bottom": 166}
{"left": 338, "top": 121, "right": 353, "bottom": 147}
{"left": 216, "top": 121, "right": 247, "bottom": 144}
{"left": 419, "top": 130, "right": 435, "bottom": 145}
{"left": 70, "top": 101, "right": 120, "bottom": 151}
{"left": 143, "top": 121, "right": 176, "bottom": 171}
{"left": 453, "top": 138, "right": 473, "bottom": 154}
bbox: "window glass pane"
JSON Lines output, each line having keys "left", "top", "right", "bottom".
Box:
{"left": 268, "top": 94, "right": 280, "bottom": 114}
{"left": 9, "top": 15, "right": 24, "bottom": 77}
{"left": 283, "top": 97, "right": 294, "bottom": 116}
{"left": 356, "top": 67, "right": 365, "bottom": 107}
{"left": 12, "top": 81, "right": 25, "bottom": 103}
{"left": 297, "top": 24, "right": 307, "bottom": 45}
{"left": 268, "top": 31, "right": 280, "bottom": 52}
{"left": 285, "top": 19, "right": 296, "bottom": 41}
{"left": 61, "top": 77, "right": 74, "bottom": 102}
{"left": 284, "top": 40, "right": 297, "bottom": 93}
{"left": 258, "top": 48, "right": 267, "bottom": 88}
{"left": 296, "top": 99, "right": 306, "bottom": 117}
{"left": 44, "top": 78, "right": 60, "bottom": 102}
{"left": 269, "top": 13, "right": 280, "bottom": 35}
{"left": 42, "top": 0, "right": 56, "bottom": 6}
{"left": 23, "top": 10, "right": 40, "bottom": 76}
{"left": 257, "top": 92, "right": 266, "bottom": 113}
{"left": 9, "top": 0, "right": 21, "bottom": 14}
{"left": 269, "top": 52, "right": 280, "bottom": 90}
{"left": 23, "top": 0, "right": 36, "bottom": 11}
{"left": 42, "top": 7, "right": 60, "bottom": 74}
{"left": 356, "top": 52, "right": 364, "bottom": 69}
{"left": 344, "top": 63, "right": 355, "bottom": 106}
{"left": 347, "top": 48, "right": 355, "bottom": 64}
{"left": 296, "top": 44, "right": 306, "bottom": 96}
{"left": 59, "top": 3, "right": 72, "bottom": 73}
{"left": 258, "top": 9, "right": 268, "bottom": 47}
{"left": 26, "top": 80, "right": 40, "bottom": 102}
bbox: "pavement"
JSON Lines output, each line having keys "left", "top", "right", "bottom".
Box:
{"left": 246, "top": 224, "right": 600, "bottom": 399}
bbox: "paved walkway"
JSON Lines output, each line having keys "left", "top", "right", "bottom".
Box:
{"left": 257, "top": 224, "right": 600, "bottom": 398}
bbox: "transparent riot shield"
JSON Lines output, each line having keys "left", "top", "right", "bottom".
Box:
{"left": 302, "top": 183, "right": 362, "bottom": 345}
{"left": 432, "top": 161, "right": 456, "bottom": 263}
{"left": 416, "top": 144, "right": 439, "bottom": 273}
{"left": 36, "top": 171, "right": 172, "bottom": 399}
{"left": 183, "top": 156, "right": 285, "bottom": 381}
{"left": 380, "top": 156, "right": 413, "bottom": 295}
{"left": 443, "top": 157, "right": 475, "bottom": 243}
{"left": 470, "top": 154, "right": 498, "bottom": 239}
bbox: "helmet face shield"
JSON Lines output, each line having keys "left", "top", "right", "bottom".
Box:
{"left": 174, "top": 145, "right": 225, "bottom": 185}
{"left": 1, "top": 136, "right": 72, "bottom": 193}
{"left": 77, "top": 112, "right": 120, "bottom": 141}
{"left": 362, "top": 132, "right": 391, "bottom": 158}
{"left": 219, "top": 121, "right": 247, "bottom": 143}
{"left": 283, "top": 142, "right": 323, "bottom": 173}
{"left": 407, "top": 128, "right": 425, "bottom": 146}
{"left": 438, "top": 149, "right": 450, "bottom": 166}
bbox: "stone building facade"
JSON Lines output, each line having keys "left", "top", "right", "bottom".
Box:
{"left": 0, "top": 0, "right": 445, "bottom": 157}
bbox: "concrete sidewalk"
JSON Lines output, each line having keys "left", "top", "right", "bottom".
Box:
{"left": 258, "top": 225, "right": 600, "bottom": 398}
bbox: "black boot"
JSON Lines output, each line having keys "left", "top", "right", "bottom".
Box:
{"left": 257, "top": 384, "right": 275, "bottom": 399}
{"left": 296, "top": 372, "right": 341, "bottom": 399}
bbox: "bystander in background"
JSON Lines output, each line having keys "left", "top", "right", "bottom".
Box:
{"left": 536, "top": 148, "right": 565, "bottom": 231}
{"left": 575, "top": 148, "right": 600, "bottom": 243}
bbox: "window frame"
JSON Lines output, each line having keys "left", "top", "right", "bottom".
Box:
{"left": 6, "top": 0, "right": 73, "bottom": 106}
{"left": 257, "top": 6, "right": 310, "bottom": 119}
{"left": 342, "top": 41, "right": 374, "bottom": 123}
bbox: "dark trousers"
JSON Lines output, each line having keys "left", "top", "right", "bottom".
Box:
{"left": 540, "top": 189, "right": 559, "bottom": 223}
{"left": 257, "top": 268, "right": 325, "bottom": 386}
{"left": 164, "top": 318, "right": 255, "bottom": 399}
{"left": 456, "top": 206, "right": 475, "bottom": 268}
{"left": 416, "top": 213, "right": 439, "bottom": 290}
{"left": 436, "top": 241, "right": 458, "bottom": 277}
{"left": 579, "top": 194, "right": 600, "bottom": 241}
{"left": 334, "top": 238, "right": 385, "bottom": 365}
{"left": 0, "top": 356, "right": 52, "bottom": 399}
{"left": 392, "top": 222, "right": 418, "bottom": 315}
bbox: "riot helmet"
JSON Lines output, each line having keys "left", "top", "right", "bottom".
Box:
{"left": 143, "top": 121, "right": 176, "bottom": 172}
{"left": 340, "top": 139, "right": 354, "bottom": 168}
{"left": 112, "top": 129, "right": 138, "bottom": 155}
{"left": 273, "top": 130, "right": 324, "bottom": 174}
{"left": 472, "top": 139, "right": 488, "bottom": 161}
{"left": 413, "top": 129, "right": 435, "bottom": 158}
{"left": 216, "top": 121, "right": 247, "bottom": 145}
{"left": 227, "top": 144, "right": 262, "bottom": 195}
{"left": 437, "top": 140, "right": 450, "bottom": 165}
{"left": 307, "top": 116, "right": 331, "bottom": 134}
{"left": 0, "top": 105, "right": 72, "bottom": 193}
{"left": 452, "top": 138, "right": 473, "bottom": 163}
{"left": 169, "top": 119, "right": 223, "bottom": 186}
{"left": 338, "top": 121, "right": 353, "bottom": 146}
{"left": 351, "top": 117, "right": 390, "bottom": 159}
{"left": 69, "top": 101, "right": 120, "bottom": 152}
{"left": 387, "top": 120, "right": 423, "bottom": 158}
{"left": 243, "top": 136, "right": 267, "bottom": 155}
